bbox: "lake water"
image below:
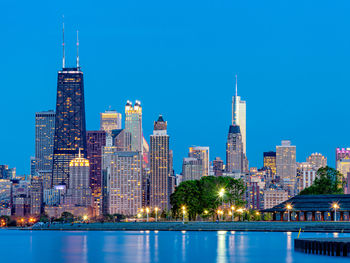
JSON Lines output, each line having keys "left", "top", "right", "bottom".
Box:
{"left": 0, "top": 230, "right": 349, "bottom": 263}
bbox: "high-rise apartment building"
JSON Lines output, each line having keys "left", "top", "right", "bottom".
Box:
{"left": 182, "top": 157, "right": 203, "bottom": 181}
{"left": 125, "top": 100, "right": 143, "bottom": 152}
{"left": 104, "top": 150, "right": 142, "bottom": 215}
{"left": 100, "top": 110, "right": 122, "bottom": 134}
{"left": 29, "top": 176, "right": 43, "bottom": 215}
{"left": 263, "top": 188, "right": 288, "bottom": 209}
{"left": 276, "top": 140, "right": 296, "bottom": 195}
{"left": 263, "top": 151, "right": 276, "bottom": 177}
{"left": 52, "top": 66, "right": 87, "bottom": 187}
{"left": 297, "top": 162, "right": 317, "bottom": 192}
{"left": 307, "top": 153, "right": 327, "bottom": 171}
{"left": 232, "top": 76, "right": 247, "bottom": 154}
{"left": 86, "top": 131, "right": 106, "bottom": 216}
{"left": 150, "top": 115, "right": 171, "bottom": 211}
{"left": 35, "top": 110, "right": 55, "bottom": 176}
{"left": 188, "top": 146, "right": 209, "bottom": 177}
{"left": 213, "top": 157, "right": 224, "bottom": 176}
{"left": 336, "top": 148, "right": 350, "bottom": 179}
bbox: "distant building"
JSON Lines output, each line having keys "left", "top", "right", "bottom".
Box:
{"left": 263, "top": 188, "right": 288, "bottom": 209}
{"left": 86, "top": 130, "right": 106, "bottom": 216}
{"left": 188, "top": 146, "right": 209, "bottom": 177}
{"left": 43, "top": 188, "right": 61, "bottom": 206}
{"left": 103, "top": 149, "right": 142, "bottom": 216}
{"left": 263, "top": 151, "right": 276, "bottom": 178}
{"left": 52, "top": 66, "right": 87, "bottom": 188}
{"left": 232, "top": 75, "right": 247, "bottom": 154}
{"left": 336, "top": 148, "right": 350, "bottom": 179}
{"left": 0, "top": 179, "right": 12, "bottom": 215}
{"left": 297, "top": 162, "right": 317, "bottom": 193}
{"left": 182, "top": 157, "right": 203, "bottom": 181}
{"left": 65, "top": 151, "right": 92, "bottom": 210}
{"left": 35, "top": 110, "right": 55, "bottom": 185}
{"left": 307, "top": 153, "right": 327, "bottom": 171}
{"left": 111, "top": 129, "right": 132, "bottom": 151}
{"left": 226, "top": 125, "right": 247, "bottom": 173}
{"left": 100, "top": 110, "right": 122, "bottom": 134}
{"left": 150, "top": 115, "right": 171, "bottom": 211}
{"left": 29, "top": 176, "right": 43, "bottom": 215}
{"left": 213, "top": 157, "right": 224, "bottom": 176}
{"left": 276, "top": 140, "right": 296, "bottom": 195}
{"left": 125, "top": 100, "right": 143, "bottom": 152}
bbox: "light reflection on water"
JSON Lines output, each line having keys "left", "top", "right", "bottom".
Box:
{"left": 1, "top": 230, "right": 350, "bottom": 263}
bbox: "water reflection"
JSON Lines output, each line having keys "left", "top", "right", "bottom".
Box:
{"left": 217, "top": 231, "right": 227, "bottom": 263}
{"left": 286, "top": 232, "right": 292, "bottom": 263}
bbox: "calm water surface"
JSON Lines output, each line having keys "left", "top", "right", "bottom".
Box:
{"left": 0, "top": 230, "right": 349, "bottom": 263}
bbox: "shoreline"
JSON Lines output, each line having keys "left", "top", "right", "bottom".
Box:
{"left": 21, "top": 221, "right": 350, "bottom": 232}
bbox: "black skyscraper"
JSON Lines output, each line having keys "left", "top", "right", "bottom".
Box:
{"left": 52, "top": 26, "right": 86, "bottom": 187}
{"left": 52, "top": 67, "right": 87, "bottom": 187}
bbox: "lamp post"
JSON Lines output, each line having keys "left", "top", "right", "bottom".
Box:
{"left": 231, "top": 206, "right": 235, "bottom": 222}
{"left": 146, "top": 207, "right": 150, "bottom": 222}
{"left": 236, "top": 208, "right": 243, "bottom": 221}
{"left": 155, "top": 207, "right": 159, "bottom": 222}
{"left": 182, "top": 206, "right": 186, "bottom": 222}
{"left": 332, "top": 203, "right": 339, "bottom": 222}
{"left": 286, "top": 203, "right": 293, "bottom": 222}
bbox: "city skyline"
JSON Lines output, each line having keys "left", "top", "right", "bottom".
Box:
{"left": 2, "top": 1, "right": 350, "bottom": 174}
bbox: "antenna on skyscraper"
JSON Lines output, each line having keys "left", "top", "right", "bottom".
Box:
{"left": 235, "top": 74, "right": 238, "bottom": 97}
{"left": 62, "top": 15, "right": 65, "bottom": 69}
{"left": 76, "top": 30, "right": 80, "bottom": 68}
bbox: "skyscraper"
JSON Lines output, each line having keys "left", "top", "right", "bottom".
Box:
{"left": 213, "top": 157, "right": 224, "bottom": 176}
{"left": 100, "top": 110, "right": 122, "bottom": 134}
{"left": 35, "top": 110, "right": 55, "bottom": 182}
{"left": 336, "top": 148, "right": 350, "bottom": 179}
{"left": 86, "top": 130, "right": 106, "bottom": 216}
{"left": 276, "top": 140, "right": 296, "bottom": 195}
{"left": 226, "top": 125, "right": 245, "bottom": 173}
{"left": 232, "top": 75, "right": 247, "bottom": 154}
{"left": 150, "top": 115, "right": 170, "bottom": 211}
{"left": 125, "top": 100, "right": 143, "bottom": 152}
{"left": 263, "top": 151, "right": 277, "bottom": 178}
{"left": 52, "top": 28, "right": 87, "bottom": 187}
{"left": 182, "top": 157, "right": 203, "bottom": 181}
{"left": 306, "top": 153, "right": 327, "bottom": 171}
{"left": 188, "top": 146, "right": 209, "bottom": 177}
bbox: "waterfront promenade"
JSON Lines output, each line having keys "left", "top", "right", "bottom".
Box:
{"left": 29, "top": 221, "right": 350, "bottom": 232}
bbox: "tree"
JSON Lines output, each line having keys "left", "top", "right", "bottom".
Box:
{"left": 60, "top": 212, "right": 74, "bottom": 222}
{"left": 170, "top": 176, "right": 246, "bottom": 220}
{"left": 39, "top": 213, "right": 49, "bottom": 223}
{"left": 299, "top": 166, "right": 345, "bottom": 195}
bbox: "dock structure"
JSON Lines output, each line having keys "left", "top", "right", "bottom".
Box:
{"left": 294, "top": 238, "right": 350, "bottom": 257}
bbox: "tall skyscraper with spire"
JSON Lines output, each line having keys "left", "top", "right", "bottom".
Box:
{"left": 52, "top": 24, "right": 87, "bottom": 187}
{"left": 125, "top": 100, "right": 143, "bottom": 152}
{"left": 232, "top": 75, "right": 247, "bottom": 154}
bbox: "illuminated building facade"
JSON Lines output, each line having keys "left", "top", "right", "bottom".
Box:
{"left": 188, "top": 146, "right": 209, "bottom": 177}
{"left": 307, "top": 153, "right": 327, "bottom": 171}
{"left": 125, "top": 100, "right": 143, "bottom": 152}
{"left": 103, "top": 149, "right": 142, "bottom": 216}
{"left": 226, "top": 125, "right": 246, "bottom": 173}
{"left": 0, "top": 179, "right": 12, "bottom": 215}
{"left": 65, "top": 152, "right": 92, "bottom": 208}
{"left": 263, "top": 188, "right": 288, "bottom": 209}
{"left": 29, "top": 176, "right": 43, "bottom": 215}
{"left": 86, "top": 131, "right": 106, "bottom": 216}
{"left": 297, "top": 162, "right": 317, "bottom": 192}
{"left": 150, "top": 115, "right": 171, "bottom": 211}
{"left": 100, "top": 110, "right": 122, "bottom": 134}
{"left": 213, "top": 157, "right": 224, "bottom": 176}
{"left": 336, "top": 148, "right": 350, "bottom": 180}
{"left": 52, "top": 67, "right": 87, "bottom": 187}
{"left": 35, "top": 110, "right": 55, "bottom": 185}
{"left": 276, "top": 140, "right": 296, "bottom": 192}
{"left": 263, "top": 151, "right": 276, "bottom": 178}
{"left": 182, "top": 157, "right": 203, "bottom": 181}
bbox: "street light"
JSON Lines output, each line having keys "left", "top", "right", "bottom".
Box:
{"left": 231, "top": 206, "right": 235, "bottom": 222}
{"left": 236, "top": 208, "right": 243, "bottom": 221}
{"left": 83, "top": 215, "right": 88, "bottom": 222}
{"left": 332, "top": 202, "right": 339, "bottom": 222}
{"left": 285, "top": 203, "right": 293, "bottom": 222}
{"left": 182, "top": 206, "right": 186, "bottom": 222}
{"left": 146, "top": 207, "right": 150, "bottom": 222}
{"left": 218, "top": 188, "right": 225, "bottom": 198}
{"left": 217, "top": 209, "right": 224, "bottom": 221}
{"left": 155, "top": 207, "right": 159, "bottom": 222}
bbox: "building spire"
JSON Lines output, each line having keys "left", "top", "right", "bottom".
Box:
{"left": 78, "top": 148, "right": 81, "bottom": 158}
{"left": 76, "top": 30, "right": 79, "bottom": 68}
{"left": 62, "top": 15, "right": 65, "bottom": 69}
{"left": 232, "top": 74, "right": 239, "bottom": 125}
{"left": 235, "top": 74, "right": 238, "bottom": 97}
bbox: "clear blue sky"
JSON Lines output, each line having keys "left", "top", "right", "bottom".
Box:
{"left": 1, "top": 0, "right": 350, "bottom": 174}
